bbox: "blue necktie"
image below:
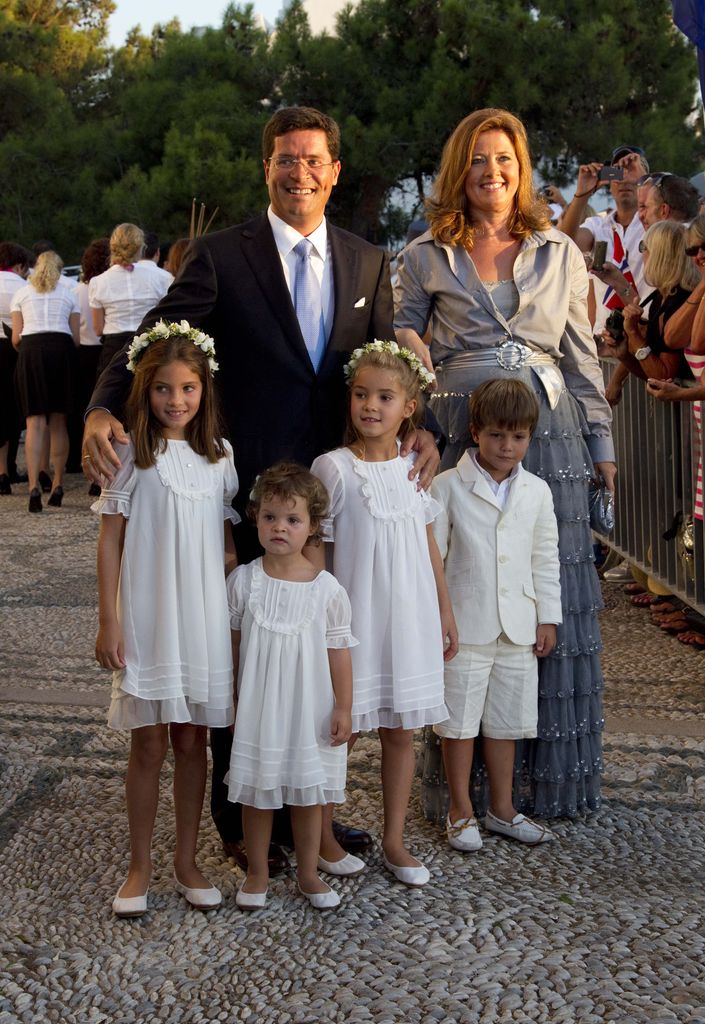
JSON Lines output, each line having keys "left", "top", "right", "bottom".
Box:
{"left": 293, "top": 238, "right": 326, "bottom": 371}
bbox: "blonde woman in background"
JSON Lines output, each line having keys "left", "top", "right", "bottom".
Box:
{"left": 11, "top": 251, "right": 80, "bottom": 512}
{"left": 89, "top": 223, "right": 171, "bottom": 377}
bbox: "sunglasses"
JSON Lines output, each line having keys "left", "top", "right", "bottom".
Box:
{"left": 686, "top": 243, "right": 705, "bottom": 257}
{"left": 638, "top": 240, "right": 648, "bottom": 253}
{"left": 637, "top": 171, "right": 672, "bottom": 187}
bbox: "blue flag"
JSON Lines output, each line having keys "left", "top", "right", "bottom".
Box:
{"left": 672, "top": 0, "right": 705, "bottom": 106}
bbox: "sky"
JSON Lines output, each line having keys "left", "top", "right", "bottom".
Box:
{"left": 107, "top": 0, "right": 284, "bottom": 46}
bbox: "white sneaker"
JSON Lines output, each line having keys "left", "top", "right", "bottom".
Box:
{"left": 485, "top": 811, "right": 553, "bottom": 845}
{"left": 446, "top": 815, "right": 483, "bottom": 851}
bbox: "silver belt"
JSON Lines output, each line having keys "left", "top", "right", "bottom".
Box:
{"left": 433, "top": 344, "right": 565, "bottom": 409}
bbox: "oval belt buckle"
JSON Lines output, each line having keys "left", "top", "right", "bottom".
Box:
{"left": 495, "top": 338, "right": 529, "bottom": 371}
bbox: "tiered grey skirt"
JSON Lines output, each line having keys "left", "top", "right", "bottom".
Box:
{"left": 418, "top": 356, "right": 604, "bottom": 820}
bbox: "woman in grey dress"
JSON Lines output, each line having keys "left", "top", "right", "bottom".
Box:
{"left": 394, "top": 108, "right": 616, "bottom": 820}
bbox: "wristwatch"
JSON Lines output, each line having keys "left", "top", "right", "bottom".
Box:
{"left": 634, "top": 346, "right": 651, "bottom": 361}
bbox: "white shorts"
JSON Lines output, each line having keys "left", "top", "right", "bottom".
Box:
{"left": 433, "top": 636, "right": 538, "bottom": 740}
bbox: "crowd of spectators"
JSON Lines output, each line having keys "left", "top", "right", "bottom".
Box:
{"left": 0, "top": 229, "right": 190, "bottom": 507}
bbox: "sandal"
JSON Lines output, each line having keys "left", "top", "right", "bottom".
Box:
{"left": 623, "top": 582, "right": 645, "bottom": 594}
{"left": 676, "top": 630, "right": 705, "bottom": 648}
{"left": 631, "top": 593, "right": 657, "bottom": 607}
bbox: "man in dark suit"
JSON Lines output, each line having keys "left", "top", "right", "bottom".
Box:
{"left": 82, "top": 105, "right": 439, "bottom": 873}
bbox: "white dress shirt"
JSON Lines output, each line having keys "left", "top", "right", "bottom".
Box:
{"left": 0, "top": 271, "right": 26, "bottom": 328}
{"left": 267, "top": 206, "right": 335, "bottom": 340}
{"left": 581, "top": 210, "right": 645, "bottom": 334}
{"left": 11, "top": 282, "right": 79, "bottom": 335}
{"left": 470, "top": 449, "right": 519, "bottom": 510}
{"left": 74, "top": 281, "right": 101, "bottom": 346}
{"left": 88, "top": 262, "right": 171, "bottom": 334}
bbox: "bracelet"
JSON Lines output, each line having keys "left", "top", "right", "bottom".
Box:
{"left": 572, "top": 188, "right": 595, "bottom": 199}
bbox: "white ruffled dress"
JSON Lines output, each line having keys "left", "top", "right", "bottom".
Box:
{"left": 92, "top": 438, "right": 240, "bottom": 730}
{"left": 310, "top": 447, "right": 448, "bottom": 732}
{"left": 226, "top": 559, "right": 358, "bottom": 809}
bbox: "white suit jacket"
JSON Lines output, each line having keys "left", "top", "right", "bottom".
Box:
{"left": 431, "top": 452, "right": 562, "bottom": 646}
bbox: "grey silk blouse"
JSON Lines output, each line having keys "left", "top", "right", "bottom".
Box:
{"left": 393, "top": 227, "right": 614, "bottom": 463}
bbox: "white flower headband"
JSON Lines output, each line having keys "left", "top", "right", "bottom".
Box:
{"left": 126, "top": 319, "right": 219, "bottom": 374}
{"left": 343, "top": 339, "right": 435, "bottom": 392}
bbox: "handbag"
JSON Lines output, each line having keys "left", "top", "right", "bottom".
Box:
{"left": 589, "top": 481, "right": 615, "bottom": 533}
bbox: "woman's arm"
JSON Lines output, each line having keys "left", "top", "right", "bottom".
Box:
{"left": 92, "top": 306, "right": 105, "bottom": 337}
{"left": 664, "top": 277, "right": 705, "bottom": 350}
{"left": 11, "top": 311, "right": 22, "bottom": 348}
{"left": 426, "top": 524, "right": 458, "bottom": 662}
{"left": 69, "top": 311, "right": 80, "bottom": 347}
{"left": 95, "top": 513, "right": 127, "bottom": 669}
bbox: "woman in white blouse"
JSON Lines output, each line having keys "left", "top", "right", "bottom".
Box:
{"left": 394, "top": 108, "right": 616, "bottom": 824}
{"left": 89, "top": 223, "right": 171, "bottom": 377}
{"left": 11, "top": 250, "right": 80, "bottom": 512}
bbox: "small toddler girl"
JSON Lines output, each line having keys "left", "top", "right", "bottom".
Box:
{"left": 226, "top": 462, "right": 355, "bottom": 911}
{"left": 94, "top": 320, "right": 239, "bottom": 917}
{"left": 310, "top": 340, "right": 458, "bottom": 886}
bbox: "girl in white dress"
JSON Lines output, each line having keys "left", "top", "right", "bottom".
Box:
{"left": 94, "top": 321, "right": 239, "bottom": 918}
{"left": 226, "top": 463, "right": 355, "bottom": 911}
{"left": 310, "top": 342, "right": 458, "bottom": 887}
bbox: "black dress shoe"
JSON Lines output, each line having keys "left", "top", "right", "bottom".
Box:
{"left": 222, "top": 840, "right": 291, "bottom": 876}
{"left": 0, "top": 474, "right": 11, "bottom": 495}
{"left": 332, "top": 821, "right": 373, "bottom": 851}
{"left": 38, "top": 470, "right": 52, "bottom": 493}
{"left": 47, "top": 486, "right": 64, "bottom": 507}
{"left": 28, "top": 488, "right": 42, "bottom": 513}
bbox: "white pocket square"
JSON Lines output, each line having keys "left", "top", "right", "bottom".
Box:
{"left": 353, "top": 297, "right": 366, "bottom": 308}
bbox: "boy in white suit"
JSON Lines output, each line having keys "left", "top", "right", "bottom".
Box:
{"left": 431, "top": 379, "right": 562, "bottom": 850}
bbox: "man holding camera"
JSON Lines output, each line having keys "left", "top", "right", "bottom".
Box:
{"left": 559, "top": 145, "right": 648, "bottom": 337}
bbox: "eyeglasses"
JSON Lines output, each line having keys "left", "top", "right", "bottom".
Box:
{"left": 686, "top": 243, "right": 705, "bottom": 257}
{"left": 638, "top": 240, "right": 648, "bottom": 253}
{"left": 267, "top": 157, "right": 335, "bottom": 171}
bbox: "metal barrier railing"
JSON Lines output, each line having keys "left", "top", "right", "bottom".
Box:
{"left": 599, "top": 359, "right": 705, "bottom": 613}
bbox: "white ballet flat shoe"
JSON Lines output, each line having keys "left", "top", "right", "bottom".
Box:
{"left": 299, "top": 883, "right": 341, "bottom": 910}
{"left": 236, "top": 882, "right": 267, "bottom": 911}
{"left": 383, "top": 855, "right": 430, "bottom": 887}
{"left": 174, "top": 874, "right": 222, "bottom": 910}
{"left": 317, "top": 852, "right": 366, "bottom": 876}
{"left": 112, "top": 883, "right": 149, "bottom": 918}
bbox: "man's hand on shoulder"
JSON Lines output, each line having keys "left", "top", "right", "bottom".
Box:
{"left": 82, "top": 410, "right": 129, "bottom": 483}
{"left": 400, "top": 428, "right": 440, "bottom": 490}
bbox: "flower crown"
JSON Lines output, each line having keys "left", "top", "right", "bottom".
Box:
{"left": 343, "top": 339, "right": 435, "bottom": 391}
{"left": 126, "top": 319, "right": 219, "bottom": 374}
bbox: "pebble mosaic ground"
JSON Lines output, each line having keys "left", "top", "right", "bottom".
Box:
{"left": 1, "top": 474, "right": 704, "bottom": 1023}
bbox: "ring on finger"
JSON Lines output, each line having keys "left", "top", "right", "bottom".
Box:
{"left": 82, "top": 454, "right": 92, "bottom": 462}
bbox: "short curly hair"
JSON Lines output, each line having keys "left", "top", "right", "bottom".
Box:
{"left": 247, "top": 462, "right": 329, "bottom": 545}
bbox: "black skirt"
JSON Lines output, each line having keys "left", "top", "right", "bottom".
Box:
{"left": 15, "top": 332, "right": 77, "bottom": 419}
{"left": 0, "top": 332, "right": 21, "bottom": 444}
{"left": 96, "top": 331, "right": 133, "bottom": 378}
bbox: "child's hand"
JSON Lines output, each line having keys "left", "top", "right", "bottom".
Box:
{"left": 442, "top": 608, "right": 459, "bottom": 662}
{"left": 330, "top": 708, "right": 352, "bottom": 746}
{"left": 95, "top": 623, "right": 125, "bottom": 669}
{"left": 534, "top": 623, "right": 557, "bottom": 658}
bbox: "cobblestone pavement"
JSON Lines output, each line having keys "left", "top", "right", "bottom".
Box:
{"left": 1, "top": 475, "right": 704, "bottom": 1024}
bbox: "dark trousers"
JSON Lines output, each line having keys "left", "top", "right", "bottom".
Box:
{"left": 210, "top": 518, "right": 294, "bottom": 848}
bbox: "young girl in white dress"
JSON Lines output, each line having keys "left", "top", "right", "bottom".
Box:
{"left": 226, "top": 463, "right": 356, "bottom": 911}
{"left": 94, "top": 321, "right": 239, "bottom": 918}
{"left": 309, "top": 342, "right": 458, "bottom": 887}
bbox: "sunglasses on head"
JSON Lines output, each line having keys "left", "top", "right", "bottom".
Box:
{"left": 637, "top": 171, "right": 672, "bottom": 187}
{"left": 686, "top": 242, "right": 705, "bottom": 257}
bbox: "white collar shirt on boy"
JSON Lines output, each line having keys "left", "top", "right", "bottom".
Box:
{"left": 267, "top": 207, "right": 334, "bottom": 340}
{"left": 471, "top": 449, "right": 520, "bottom": 510}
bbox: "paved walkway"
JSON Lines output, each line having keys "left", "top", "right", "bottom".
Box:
{"left": 1, "top": 475, "right": 704, "bottom": 1024}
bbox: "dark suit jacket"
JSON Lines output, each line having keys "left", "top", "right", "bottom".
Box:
{"left": 90, "top": 214, "right": 394, "bottom": 517}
